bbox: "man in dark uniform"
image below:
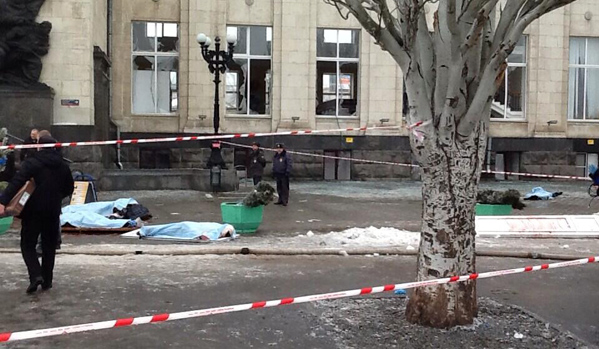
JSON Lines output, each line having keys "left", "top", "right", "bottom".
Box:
{"left": 0, "top": 134, "right": 74, "bottom": 293}
{"left": 248, "top": 142, "right": 266, "bottom": 185}
{"left": 272, "top": 143, "right": 292, "bottom": 206}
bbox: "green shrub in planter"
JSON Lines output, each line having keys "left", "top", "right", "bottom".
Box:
{"left": 221, "top": 203, "right": 264, "bottom": 234}
{"left": 221, "top": 182, "right": 276, "bottom": 234}
{"left": 475, "top": 204, "right": 513, "bottom": 216}
{"left": 476, "top": 189, "right": 525, "bottom": 216}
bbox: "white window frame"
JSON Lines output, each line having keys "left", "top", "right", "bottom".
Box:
{"left": 317, "top": 28, "right": 360, "bottom": 119}
{"left": 568, "top": 37, "right": 599, "bottom": 121}
{"left": 131, "top": 22, "right": 179, "bottom": 115}
{"left": 225, "top": 26, "right": 272, "bottom": 117}
{"left": 492, "top": 36, "right": 527, "bottom": 120}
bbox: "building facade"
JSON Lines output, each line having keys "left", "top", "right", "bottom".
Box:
{"left": 33, "top": 0, "right": 599, "bottom": 180}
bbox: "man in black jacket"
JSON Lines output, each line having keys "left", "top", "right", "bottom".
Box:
{"left": 0, "top": 134, "right": 74, "bottom": 293}
{"left": 248, "top": 142, "right": 266, "bottom": 185}
{"left": 19, "top": 128, "right": 38, "bottom": 162}
{"left": 272, "top": 143, "right": 292, "bottom": 206}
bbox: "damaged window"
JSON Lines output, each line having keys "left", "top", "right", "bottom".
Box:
{"left": 316, "top": 29, "right": 360, "bottom": 117}
{"left": 569, "top": 37, "right": 599, "bottom": 120}
{"left": 492, "top": 36, "right": 527, "bottom": 119}
{"left": 132, "top": 22, "right": 179, "bottom": 114}
{"left": 226, "top": 26, "right": 272, "bottom": 116}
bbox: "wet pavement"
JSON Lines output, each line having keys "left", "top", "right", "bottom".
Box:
{"left": 1, "top": 180, "right": 599, "bottom": 348}
{"left": 0, "top": 255, "right": 598, "bottom": 348}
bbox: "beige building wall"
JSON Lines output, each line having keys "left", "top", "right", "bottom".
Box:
{"left": 111, "top": 0, "right": 405, "bottom": 136}
{"left": 93, "top": 0, "right": 108, "bottom": 51}
{"left": 491, "top": 2, "right": 599, "bottom": 139}
{"left": 39, "top": 0, "right": 96, "bottom": 126}
{"left": 110, "top": 0, "right": 185, "bottom": 134}
{"left": 37, "top": 1, "right": 599, "bottom": 140}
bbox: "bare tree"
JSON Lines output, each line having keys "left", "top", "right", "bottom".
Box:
{"left": 324, "top": 0, "right": 577, "bottom": 328}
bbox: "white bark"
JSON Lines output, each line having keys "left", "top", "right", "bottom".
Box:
{"left": 324, "top": 0, "right": 579, "bottom": 327}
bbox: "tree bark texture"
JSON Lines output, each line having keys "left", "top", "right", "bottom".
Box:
{"left": 324, "top": 0, "right": 579, "bottom": 328}
{"left": 406, "top": 121, "right": 488, "bottom": 327}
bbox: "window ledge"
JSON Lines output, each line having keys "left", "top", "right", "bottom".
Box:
{"left": 490, "top": 118, "right": 527, "bottom": 123}
{"left": 568, "top": 119, "right": 599, "bottom": 123}
{"left": 315, "top": 115, "right": 360, "bottom": 120}
{"left": 131, "top": 113, "right": 179, "bottom": 117}
{"left": 225, "top": 114, "right": 272, "bottom": 119}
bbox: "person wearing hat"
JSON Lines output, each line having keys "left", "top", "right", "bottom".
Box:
{"left": 0, "top": 132, "right": 74, "bottom": 293}
{"left": 248, "top": 142, "right": 266, "bottom": 185}
{"left": 272, "top": 143, "right": 292, "bottom": 206}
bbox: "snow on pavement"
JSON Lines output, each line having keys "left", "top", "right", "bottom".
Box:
{"left": 295, "top": 226, "right": 420, "bottom": 248}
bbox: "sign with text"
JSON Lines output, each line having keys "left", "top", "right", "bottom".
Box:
{"left": 70, "top": 181, "right": 90, "bottom": 205}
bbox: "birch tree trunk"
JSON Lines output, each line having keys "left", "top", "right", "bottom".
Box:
{"left": 406, "top": 121, "right": 488, "bottom": 327}
{"left": 324, "top": 0, "right": 579, "bottom": 328}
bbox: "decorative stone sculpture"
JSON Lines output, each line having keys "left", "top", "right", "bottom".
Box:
{"left": 0, "top": 0, "right": 52, "bottom": 88}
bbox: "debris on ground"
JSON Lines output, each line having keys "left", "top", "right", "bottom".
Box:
{"left": 312, "top": 297, "right": 590, "bottom": 349}
{"left": 477, "top": 189, "right": 526, "bottom": 209}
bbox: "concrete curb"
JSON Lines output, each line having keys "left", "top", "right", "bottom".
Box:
{"left": 0, "top": 247, "right": 588, "bottom": 260}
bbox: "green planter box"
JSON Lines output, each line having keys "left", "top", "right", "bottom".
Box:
{"left": 0, "top": 216, "right": 14, "bottom": 235}
{"left": 475, "top": 204, "right": 513, "bottom": 216}
{"left": 221, "top": 203, "right": 264, "bottom": 234}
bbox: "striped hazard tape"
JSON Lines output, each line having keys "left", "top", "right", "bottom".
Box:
{"left": 221, "top": 141, "right": 592, "bottom": 181}
{"left": 0, "top": 256, "right": 597, "bottom": 343}
{"left": 0, "top": 125, "right": 403, "bottom": 151}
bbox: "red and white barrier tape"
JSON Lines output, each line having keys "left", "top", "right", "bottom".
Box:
{"left": 1, "top": 256, "right": 597, "bottom": 343}
{"left": 0, "top": 126, "right": 402, "bottom": 151}
{"left": 2, "top": 120, "right": 589, "bottom": 181}
{"left": 483, "top": 169, "right": 590, "bottom": 181}
{"left": 221, "top": 141, "right": 592, "bottom": 181}
{"left": 220, "top": 141, "right": 417, "bottom": 168}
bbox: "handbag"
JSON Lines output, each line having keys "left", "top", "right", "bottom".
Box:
{"left": 5, "top": 179, "right": 36, "bottom": 217}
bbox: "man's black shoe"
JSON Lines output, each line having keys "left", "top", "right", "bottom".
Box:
{"left": 274, "top": 202, "right": 283, "bottom": 205}
{"left": 26, "top": 277, "right": 43, "bottom": 294}
{"left": 42, "top": 282, "right": 53, "bottom": 291}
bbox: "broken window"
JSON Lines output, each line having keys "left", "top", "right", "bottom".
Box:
{"left": 132, "top": 22, "right": 179, "bottom": 114}
{"left": 225, "top": 26, "right": 272, "bottom": 116}
{"left": 316, "top": 29, "right": 360, "bottom": 117}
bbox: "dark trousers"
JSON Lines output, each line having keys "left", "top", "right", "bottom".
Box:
{"left": 253, "top": 176, "right": 262, "bottom": 186}
{"left": 21, "top": 216, "right": 59, "bottom": 284}
{"left": 275, "top": 174, "right": 290, "bottom": 204}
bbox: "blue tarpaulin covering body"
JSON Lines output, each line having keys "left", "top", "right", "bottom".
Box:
{"left": 524, "top": 187, "right": 556, "bottom": 200}
{"left": 61, "top": 198, "right": 138, "bottom": 228}
{"left": 139, "top": 222, "right": 236, "bottom": 241}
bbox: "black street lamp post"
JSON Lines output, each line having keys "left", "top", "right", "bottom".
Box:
{"left": 196, "top": 33, "right": 236, "bottom": 135}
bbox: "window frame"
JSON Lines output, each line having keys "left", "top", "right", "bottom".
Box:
{"left": 225, "top": 25, "right": 273, "bottom": 117}
{"left": 568, "top": 37, "right": 599, "bottom": 121}
{"left": 491, "top": 36, "right": 527, "bottom": 120}
{"left": 316, "top": 28, "right": 360, "bottom": 119}
{"left": 131, "top": 21, "right": 180, "bottom": 116}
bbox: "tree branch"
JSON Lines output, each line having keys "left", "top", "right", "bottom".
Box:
{"left": 457, "top": 0, "right": 577, "bottom": 139}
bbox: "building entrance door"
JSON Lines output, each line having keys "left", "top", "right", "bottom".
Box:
{"left": 324, "top": 151, "right": 351, "bottom": 180}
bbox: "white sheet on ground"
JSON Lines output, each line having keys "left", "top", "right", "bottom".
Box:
{"left": 123, "top": 222, "right": 237, "bottom": 241}
{"left": 61, "top": 198, "right": 138, "bottom": 228}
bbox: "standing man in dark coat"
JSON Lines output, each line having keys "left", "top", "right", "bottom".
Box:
{"left": 248, "top": 142, "right": 266, "bottom": 185}
{"left": 19, "top": 128, "right": 38, "bottom": 162}
{"left": 0, "top": 134, "right": 74, "bottom": 293}
{"left": 272, "top": 143, "right": 292, "bottom": 206}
